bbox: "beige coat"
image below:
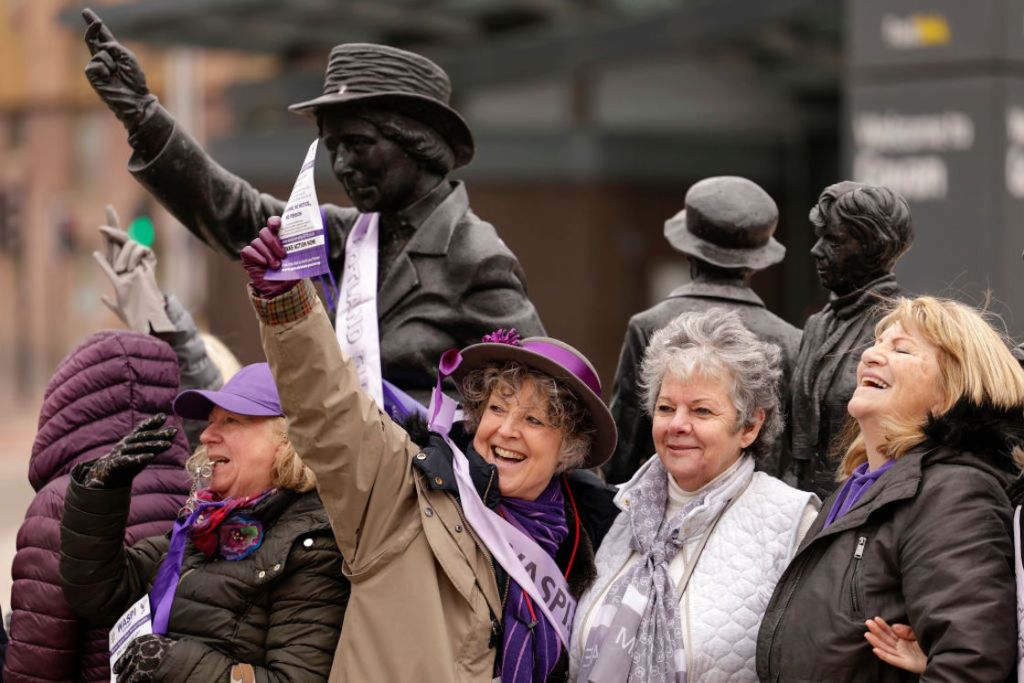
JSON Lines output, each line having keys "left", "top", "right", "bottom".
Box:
{"left": 256, "top": 281, "right": 502, "bottom": 682}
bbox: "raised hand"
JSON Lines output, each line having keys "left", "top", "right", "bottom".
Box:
{"left": 82, "top": 8, "right": 155, "bottom": 128}
{"left": 241, "top": 217, "right": 296, "bottom": 299}
{"left": 83, "top": 414, "right": 178, "bottom": 489}
{"left": 864, "top": 616, "right": 926, "bottom": 674}
{"left": 93, "top": 205, "right": 176, "bottom": 334}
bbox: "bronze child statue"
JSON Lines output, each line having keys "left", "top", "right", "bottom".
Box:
{"left": 604, "top": 176, "right": 801, "bottom": 484}
{"left": 788, "top": 181, "right": 913, "bottom": 498}
{"left": 81, "top": 9, "right": 544, "bottom": 404}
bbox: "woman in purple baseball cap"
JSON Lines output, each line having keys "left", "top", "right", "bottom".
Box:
{"left": 58, "top": 362, "right": 349, "bottom": 682}
{"left": 240, "top": 224, "right": 619, "bottom": 682}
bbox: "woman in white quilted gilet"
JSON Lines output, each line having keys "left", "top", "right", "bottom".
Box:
{"left": 570, "top": 308, "right": 819, "bottom": 682}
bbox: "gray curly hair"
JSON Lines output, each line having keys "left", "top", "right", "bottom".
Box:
{"left": 640, "top": 308, "right": 783, "bottom": 460}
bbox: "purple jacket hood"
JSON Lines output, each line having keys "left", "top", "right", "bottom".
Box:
{"left": 29, "top": 330, "right": 191, "bottom": 489}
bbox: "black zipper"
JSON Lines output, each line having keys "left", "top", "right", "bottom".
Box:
{"left": 850, "top": 535, "right": 867, "bottom": 614}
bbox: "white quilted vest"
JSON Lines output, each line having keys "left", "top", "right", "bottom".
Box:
{"left": 570, "top": 460, "right": 814, "bottom": 682}
{"left": 683, "top": 472, "right": 811, "bottom": 681}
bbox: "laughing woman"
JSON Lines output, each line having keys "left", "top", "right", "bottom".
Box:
{"left": 59, "top": 364, "right": 348, "bottom": 681}
{"left": 756, "top": 297, "right": 1024, "bottom": 682}
{"left": 240, "top": 223, "right": 619, "bottom": 682}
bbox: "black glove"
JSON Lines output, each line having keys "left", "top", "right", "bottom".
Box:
{"left": 83, "top": 414, "right": 177, "bottom": 489}
{"left": 82, "top": 8, "right": 156, "bottom": 130}
{"left": 113, "top": 633, "right": 177, "bottom": 683}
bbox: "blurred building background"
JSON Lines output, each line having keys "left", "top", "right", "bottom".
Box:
{"left": 1, "top": 0, "right": 1023, "bottom": 619}
{"left": 3, "top": 0, "right": 1024, "bottom": 415}
{"left": 0, "top": 0, "right": 845, "bottom": 416}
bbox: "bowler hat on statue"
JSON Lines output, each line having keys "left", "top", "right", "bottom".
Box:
{"left": 289, "top": 43, "right": 474, "bottom": 168}
{"left": 664, "top": 176, "right": 785, "bottom": 271}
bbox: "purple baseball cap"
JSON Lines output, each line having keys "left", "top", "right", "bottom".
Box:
{"left": 173, "top": 363, "right": 283, "bottom": 420}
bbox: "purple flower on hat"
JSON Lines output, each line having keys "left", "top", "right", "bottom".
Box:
{"left": 481, "top": 328, "right": 522, "bottom": 346}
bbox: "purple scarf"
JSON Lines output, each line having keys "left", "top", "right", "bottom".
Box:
{"left": 824, "top": 459, "right": 895, "bottom": 529}
{"left": 496, "top": 478, "right": 568, "bottom": 683}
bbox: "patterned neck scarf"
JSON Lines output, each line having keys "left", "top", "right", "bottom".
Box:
{"left": 497, "top": 478, "right": 569, "bottom": 683}
{"left": 578, "top": 457, "right": 754, "bottom": 683}
{"left": 188, "top": 487, "right": 275, "bottom": 560}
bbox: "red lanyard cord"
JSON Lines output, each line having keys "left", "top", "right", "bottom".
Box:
{"left": 497, "top": 478, "right": 582, "bottom": 629}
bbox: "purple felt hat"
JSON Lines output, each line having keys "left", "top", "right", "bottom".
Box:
{"left": 173, "top": 363, "right": 283, "bottom": 420}
{"left": 450, "top": 330, "right": 617, "bottom": 469}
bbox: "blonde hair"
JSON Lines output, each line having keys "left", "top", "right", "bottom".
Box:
{"left": 200, "top": 333, "right": 243, "bottom": 383}
{"left": 186, "top": 416, "right": 316, "bottom": 494}
{"left": 839, "top": 296, "right": 1024, "bottom": 478}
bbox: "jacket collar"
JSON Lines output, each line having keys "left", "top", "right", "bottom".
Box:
{"left": 377, "top": 181, "right": 470, "bottom": 318}
{"left": 667, "top": 279, "right": 764, "bottom": 307}
{"left": 413, "top": 433, "right": 501, "bottom": 508}
{"left": 826, "top": 273, "right": 899, "bottom": 321}
{"left": 804, "top": 397, "right": 1024, "bottom": 545}
{"left": 389, "top": 179, "right": 453, "bottom": 234}
{"left": 612, "top": 453, "right": 660, "bottom": 512}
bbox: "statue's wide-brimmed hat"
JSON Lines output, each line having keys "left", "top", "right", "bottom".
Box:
{"left": 289, "top": 43, "right": 474, "bottom": 168}
{"left": 451, "top": 332, "right": 617, "bottom": 470}
{"left": 664, "top": 176, "right": 785, "bottom": 270}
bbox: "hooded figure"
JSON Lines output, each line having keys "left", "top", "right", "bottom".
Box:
{"left": 4, "top": 331, "right": 191, "bottom": 683}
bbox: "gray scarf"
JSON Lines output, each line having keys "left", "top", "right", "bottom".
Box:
{"left": 577, "top": 457, "right": 755, "bottom": 683}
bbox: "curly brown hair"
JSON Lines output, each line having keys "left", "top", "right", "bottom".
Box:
{"left": 459, "top": 361, "right": 594, "bottom": 472}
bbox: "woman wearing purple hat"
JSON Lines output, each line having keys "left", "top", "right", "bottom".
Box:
{"left": 58, "top": 363, "right": 349, "bottom": 682}
{"left": 240, "top": 226, "right": 619, "bottom": 682}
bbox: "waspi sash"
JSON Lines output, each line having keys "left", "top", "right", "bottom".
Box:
{"left": 428, "top": 349, "right": 576, "bottom": 649}
{"left": 336, "top": 212, "right": 383, "bottom": 408}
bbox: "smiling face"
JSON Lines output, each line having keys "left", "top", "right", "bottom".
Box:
{"left": 652, "top": 372, "right": 763, "bottom": 491}
{"left": 319, "top": 110, "right": 423, "bottom": 213}
{"left": 848, "top": 322, "right": 944, "bottom": 431}
{"left": 200, "top": 406, "right": 280, "bottom": 499}
{"left": 471, "top": 378, "right": 565, "bottom": 501}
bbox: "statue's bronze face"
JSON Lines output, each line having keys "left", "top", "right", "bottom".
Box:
{"left": 810, "top": 216, "right": 874, "bottom": 296}
{"left": 320, "top": 110, "right": 421, "bottom": 213}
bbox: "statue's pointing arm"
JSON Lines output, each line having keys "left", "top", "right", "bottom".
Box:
{"left": 82, "top": 8, "right": 284, "bottom": 257}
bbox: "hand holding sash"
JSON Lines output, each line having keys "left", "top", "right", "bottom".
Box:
{"left": 241, "top": 217, "right": 296, "bottom": 299}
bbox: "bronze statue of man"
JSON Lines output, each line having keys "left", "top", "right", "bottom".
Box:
{"left": 80, "top": 9, "right": 544, "bottom": 404}
{"left": 788, "top": 181, "right": 913, "bottom": 498}
{"left": 604, "top": 176, "right": 801, "bottom": 484}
